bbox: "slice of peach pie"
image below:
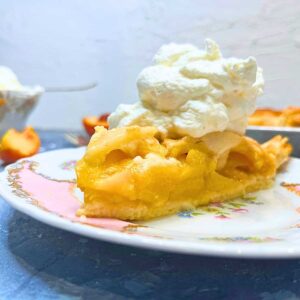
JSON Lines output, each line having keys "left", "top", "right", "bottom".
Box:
{"left": 76, "top": 39, "right": 292, "bottom": 220}
{"left": 76, "top": 126, "right": 292, "bottom": 220}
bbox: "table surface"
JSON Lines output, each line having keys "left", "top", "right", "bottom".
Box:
{"left": 1, "top": 130, "right": 300, "bottom": 300}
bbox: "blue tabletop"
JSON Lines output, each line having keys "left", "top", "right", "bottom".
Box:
{"left": 1, "top": 130, "right": 300, "bottom": 300}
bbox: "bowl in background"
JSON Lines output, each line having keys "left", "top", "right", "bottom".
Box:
{"left": 0, "top": 86, "right": 44, "bottom": 136}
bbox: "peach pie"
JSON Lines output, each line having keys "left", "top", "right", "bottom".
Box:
{"left": 76, "top": 126, "right": 291, "bottom": 220}
{"left": 249, "top": 107, "right": 300, "bottom": 127}
{"left": 76, "top": 39, "right": 292, "bottom": 220}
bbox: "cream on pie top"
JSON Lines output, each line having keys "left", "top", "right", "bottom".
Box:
{"left": 108, "top": 39, "right": 264, "bottom": 138}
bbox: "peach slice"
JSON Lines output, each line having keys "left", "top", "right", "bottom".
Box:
{"left": 0, "top": 98, "right": 7, "bottom": 106}
{"left": 0, "top": 126, "right": 41, "bottom": 164}
{"left": 82, "top": 113, "right": 109, "bottom": 136}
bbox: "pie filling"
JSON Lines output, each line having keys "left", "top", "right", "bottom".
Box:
{"left": 76, "top": 126, "right": 292, "bottom": 220}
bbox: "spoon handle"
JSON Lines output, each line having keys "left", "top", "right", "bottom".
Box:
{"left": 44, "top": 81, "right": 98, "bottom": 93}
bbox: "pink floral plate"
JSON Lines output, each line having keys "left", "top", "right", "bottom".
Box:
{"left": 1, "top": 147, "right": 300, "bottom": 258}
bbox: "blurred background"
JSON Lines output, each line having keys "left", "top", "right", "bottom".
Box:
{"left": 0, "top": 0, "right": 299, "bottom": 130}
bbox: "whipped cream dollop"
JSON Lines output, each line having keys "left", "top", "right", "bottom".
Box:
{"left": 0, "top": 66, "right": 44, "bottom": 100}
{"left": 108, "top": 39, "right": 264, "bottom": 138}
{"left": 0, "top": 67, "right": 23, "bottom": 91}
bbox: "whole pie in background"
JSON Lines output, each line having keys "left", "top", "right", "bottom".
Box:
{"left": 249, "top": 107, "right": 300, "bottom": 127}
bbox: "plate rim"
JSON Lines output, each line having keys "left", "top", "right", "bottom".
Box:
{"left": 1, "top": 148, "right": 300, "bottom": 259}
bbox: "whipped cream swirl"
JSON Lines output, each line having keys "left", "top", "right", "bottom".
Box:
{"left": 108, "top": 39, "right": 264, "bottom": 138}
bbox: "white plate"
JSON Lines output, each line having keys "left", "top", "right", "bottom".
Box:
{"left": 1, "top": 147, "right": 300, "bottom": 258}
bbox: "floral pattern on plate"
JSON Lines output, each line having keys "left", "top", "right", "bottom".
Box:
{"left": 281, "top": 182, "right": 300, "bottom": 196}
{"left": 59, "top": 160, "right": 77, "bottom": 171}
{"left": 177, "top": 195, "right": 264, "bottom": 220}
